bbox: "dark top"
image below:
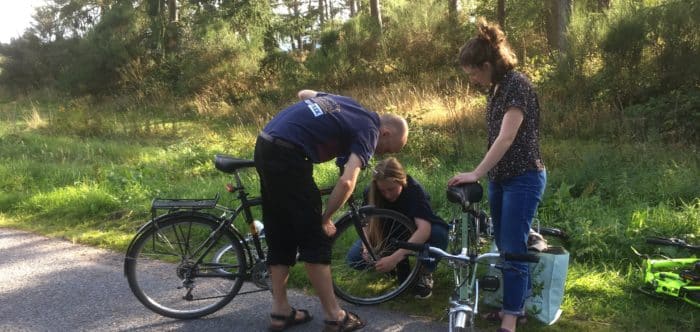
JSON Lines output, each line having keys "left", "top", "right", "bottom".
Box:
{"left": 364, "top": 176, "right": 446, "bottom": 226}
{"left": 486, "top": 70, "right": 545, "bottom": 182}
{"left": 262, "top": 92, "right": 380, "bottom": 167}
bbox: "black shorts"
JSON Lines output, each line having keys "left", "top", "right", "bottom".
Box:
{"left": 253, "top": 136, "right": 332, "bottom": 266}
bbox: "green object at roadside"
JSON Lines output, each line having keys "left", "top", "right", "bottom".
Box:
{"left": 639, "top": 257, "right": 700, "bottom": 308}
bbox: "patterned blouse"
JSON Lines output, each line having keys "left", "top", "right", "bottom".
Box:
{"left": 486, "top": 70, "right": 545, "bottom": 182}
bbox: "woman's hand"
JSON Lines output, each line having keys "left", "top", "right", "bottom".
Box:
{"left": 374, "top": 253, "right": 402, "bottom": 273}
{"left": 448, "top": 171, "right": 481, "bottom": 186}
{"left": 322, "top": 218, "right": 336, "bottom": 237}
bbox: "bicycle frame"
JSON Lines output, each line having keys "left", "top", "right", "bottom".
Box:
{"left": 395, "top": 183, "right": 539, "bottom": 331}
{"left": 635, "top": 237, "right": 700, "bottom": 308}
{"left": 450, "top": 209, "right": 480, "bottom": 330}
{"left": 395, "top": 241, "right": 538, "bottom": 331}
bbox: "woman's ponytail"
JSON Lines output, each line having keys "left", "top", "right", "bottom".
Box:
{"left": 459, "top": 17, "right": 517, "bottom": 83}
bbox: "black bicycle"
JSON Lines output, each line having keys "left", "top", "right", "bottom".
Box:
{"left": 124, "top": 154, "right": 420, "bottom": 318}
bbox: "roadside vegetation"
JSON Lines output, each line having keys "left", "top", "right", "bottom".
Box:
{"left": 0, "top": 0, "right": 698, "bottom": 330}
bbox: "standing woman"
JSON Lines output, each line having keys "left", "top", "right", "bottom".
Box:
{"left": 447, "top": 18, "right": 546, "bottom": 332}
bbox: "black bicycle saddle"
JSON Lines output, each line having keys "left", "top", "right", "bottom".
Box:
{"left": 446, "top": 183, "right": 483, "bottom": 205}
{"left": 214, "top": 154, "right": 255, "bottom": 173}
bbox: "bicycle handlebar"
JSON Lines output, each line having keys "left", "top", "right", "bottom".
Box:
{"left": 504, "top": 252, "right": 541, "bottom": 263}
{"left": 646, "top": 236, "right": 700, "bottom": 251}
{"left": 391, "top": 239, "right": 540, "bottom": 264}
{"left": 536, "top": 227, "right": 569, "bottom": 240}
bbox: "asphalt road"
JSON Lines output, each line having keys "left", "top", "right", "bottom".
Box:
{"left": 0, "top": 228, "right": 446, "bottom": 332}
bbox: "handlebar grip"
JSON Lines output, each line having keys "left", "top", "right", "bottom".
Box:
{"left": 504, "top": 252, "right": 540, "bottom": 263}
{"left": 646, "top": 237, "right": 678, "bottom": 246}
{"left": 391, "top": 239, "right": 427, "bottom": 252}
{"left": 537, "top": 227, "right": 569, "bottom": 240}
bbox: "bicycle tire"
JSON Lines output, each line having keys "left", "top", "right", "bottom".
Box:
{"left": 466, "top": 213, "right": 479, "bottom": 256}
{"left": 330, "top": 207, "right": 420, "bottom": 305}
{"left": 125, "top": 212, "right": 247, "bottom": 319}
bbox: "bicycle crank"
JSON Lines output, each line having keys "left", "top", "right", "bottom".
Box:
{"left": 251, "top": 261, "right": 272, "bottom": 290}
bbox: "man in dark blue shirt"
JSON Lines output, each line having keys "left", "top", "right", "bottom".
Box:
{"left": 254, "top": 89, "right": 408, "bottom": 331}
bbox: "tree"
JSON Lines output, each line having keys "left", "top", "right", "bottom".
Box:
{"left": 347, "top": 0, "right": 357, "bottom": 17}
{"left": 497, "top": 0, "right": 505, "bottom": 28}
{"left": 369, "top": 0, "right": 382, "bottom": 34}
{"left": 546, "top": 0, "right": 572, "bottom": 51}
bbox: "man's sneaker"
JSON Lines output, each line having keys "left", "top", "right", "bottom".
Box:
{"left": 414, "top": 272, "right": 433, "bottom": 299}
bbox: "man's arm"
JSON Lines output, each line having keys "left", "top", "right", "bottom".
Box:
{"left": 297, "top": 89, "right": 318, "bottom": 100}
{"left": 321, "top": 153, "right": 363, "bottom": 236}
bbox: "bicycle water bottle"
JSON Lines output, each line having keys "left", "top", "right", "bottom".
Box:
{"left": 253, "top": 219, "right": 265, "bottom": 236}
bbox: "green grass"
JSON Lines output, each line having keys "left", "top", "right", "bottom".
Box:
{"left": 1, "top": 99, "right": 699, "bottom": 331}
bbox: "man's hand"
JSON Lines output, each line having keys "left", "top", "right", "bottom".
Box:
{"left": 322, "top": 218, "right": 336, "bottom": 237}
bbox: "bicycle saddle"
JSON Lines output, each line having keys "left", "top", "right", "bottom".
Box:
{"left": 446, "top": 183, "right": 483, "bottom": 205}
{"left": 214, "top": 154, "right": 255, "bottom": 173}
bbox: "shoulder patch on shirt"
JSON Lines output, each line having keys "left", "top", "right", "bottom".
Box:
{"left": 305, "top": 100, "right": 324, "bottom": 117}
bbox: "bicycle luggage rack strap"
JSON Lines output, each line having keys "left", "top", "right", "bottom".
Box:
{"left": 150, "top": 193, "right": 220, "bottom": 219}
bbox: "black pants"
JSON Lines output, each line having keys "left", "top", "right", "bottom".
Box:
{"left": 253, "top": 136, "right": 332, "bottom": 265}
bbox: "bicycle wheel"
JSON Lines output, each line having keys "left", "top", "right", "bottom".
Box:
{"left": 330, "top": 208, "right": 420, "bottom": 305}
{"left": 125, "top": 212, "right": 246, "bottom": 319}
{"left": 466, "top": 213, "right": 479, "bottom": 256}
{"left": 448, "top": 212, "right": 479, "bottom": 256}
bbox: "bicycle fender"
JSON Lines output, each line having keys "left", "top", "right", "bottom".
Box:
{"left": 123, "top": 211, "right": 222, "bottom": 277}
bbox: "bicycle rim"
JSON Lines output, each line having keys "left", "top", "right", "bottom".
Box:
{"left": 330, "top": 208, "right": 420, "bottom": 305}
{"left": 125, "top": 214, "right": 246, "bottom": 319}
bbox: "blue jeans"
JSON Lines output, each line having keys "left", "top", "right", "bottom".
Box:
{"left": 346, "top": 222, "right": 448, "bottom": 272}
{"left": 489, "top": 170, "right": 546, "bottom": 316}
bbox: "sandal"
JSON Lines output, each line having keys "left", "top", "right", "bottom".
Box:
{"left": 482, "top": 310, "right": 527, "bottom": 325}
{"left": 269, "top": 308, "right": 313, "bottom": 332}
{"left": 323, "top": 310, "right": 366, "bottom": 332}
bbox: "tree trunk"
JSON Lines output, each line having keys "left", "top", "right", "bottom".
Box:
{"left": 348, "top": 0, "right": 357, "bottom": 17}
{"left": 598, "top": 0, "right": 611, "bottom": 11}
{"left": 167, "top": 0, "right": 178, "bottom": 22}
{"left": 319, "top": 0, "right": 325, "bottom": 24}
{"left": 369, "top": 0, "right": 382, "bottom": 34}
{"left": 448, "top": 0, "right": 458, "bottom": 20}
{"left": 326, "top": 0, "right": 332, "bottom": 21}
{"left": 546, "top": 0, "right": 572, "bottom": 51}
{"left": 165, "top": 0, "right": 179, "bottom": 54}
{"left": 497, "top": 0, "right": 505, "bottom": 28}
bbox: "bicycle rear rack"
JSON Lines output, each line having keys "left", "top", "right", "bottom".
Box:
{"left": 150, "top": 193, "right": 220, "bottom": 219}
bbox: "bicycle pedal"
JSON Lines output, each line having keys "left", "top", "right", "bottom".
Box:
{"left": 479, "top": 275, "right": 500, "bottom": 292}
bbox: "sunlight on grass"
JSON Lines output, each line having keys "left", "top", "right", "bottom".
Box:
{"left": 21, "top": 183, "right": 120, "bottom": 220}
{"left": 567, "top": 264, "right": 627, "bottom": 299}
{"left": 24, "top": 107, "right": 48, "bottom": 130}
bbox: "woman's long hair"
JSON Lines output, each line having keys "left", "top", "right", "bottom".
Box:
{"left": 458, "top": 17, "right": 517, "bottom": 83}
{"left": 367, "top": 157, "right": 407, "bottom": 249}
